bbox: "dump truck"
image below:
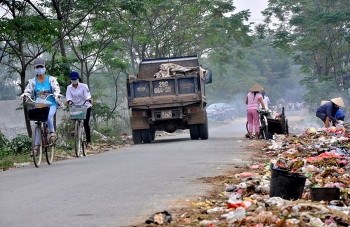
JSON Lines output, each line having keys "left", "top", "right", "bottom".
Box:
{"left": 127, "top": 55, "right": 212, "bottom": 144}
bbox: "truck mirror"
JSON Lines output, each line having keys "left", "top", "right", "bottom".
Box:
{"left": 205, "top": 69, "right": 212, "bottom": 84}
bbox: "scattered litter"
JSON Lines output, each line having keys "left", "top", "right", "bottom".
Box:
{"left": 144, "top": 210, "right": 172, "bottom": 224}
{"left": 172, "top": 124, "right": 350, "bottom": 226}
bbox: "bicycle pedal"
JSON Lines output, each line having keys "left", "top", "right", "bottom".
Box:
{"left": 49, "top": 135, "right": 58, "bottom": 144}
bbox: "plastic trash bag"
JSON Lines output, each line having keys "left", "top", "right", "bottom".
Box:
{"left": 145, "top": 210, "right": 172, "bottom": 224}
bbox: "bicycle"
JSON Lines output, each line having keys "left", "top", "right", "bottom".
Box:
{"left": 24, "top": 94, "right": 56, "bottom": 167}
{"left": 246, "top": 109, "right": 270, "bottom": 140}
{"left": 67, "top": 100, "right": 90, "bottom": 158}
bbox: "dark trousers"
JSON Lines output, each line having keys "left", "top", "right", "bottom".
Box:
{"left": 84, "top": 107, "right": 92, "bottom": 143}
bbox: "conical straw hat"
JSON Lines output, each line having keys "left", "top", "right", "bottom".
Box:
{"left": 331, "top": 97, "right": 345, "bottom": 107}
{"left": 249, "top": 83, "right": 264, "bottom": 92}
{"left": 320, "top": 100, "right": 329, "bottom": 105}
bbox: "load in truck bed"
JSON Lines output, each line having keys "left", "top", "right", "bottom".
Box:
{"left": 153, "top": 63, "right": 198, "bottom": 78}
{"left": 137, "top": 55, "right": 201, "bottom": 79}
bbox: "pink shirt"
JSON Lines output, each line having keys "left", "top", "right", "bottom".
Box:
{"left": 247, "top": 92, "right": 262, "bottom": 110}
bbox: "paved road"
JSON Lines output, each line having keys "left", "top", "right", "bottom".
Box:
{"left": 0, "top": 119, "right": 254, "bottom": 227}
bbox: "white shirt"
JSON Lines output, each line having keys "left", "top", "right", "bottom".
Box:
{"left": 259, "top": 96, "right": 270, "bottom": 109}
{"left": 66, "top": 82, "right": 92, "bottom": 107}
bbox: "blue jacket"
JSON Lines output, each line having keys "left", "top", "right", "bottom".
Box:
{"left": 335, "top": 109, "right": 345, "bottom": 119}
{"left": 316, "top": 102, "right": 338, "bottom": 122}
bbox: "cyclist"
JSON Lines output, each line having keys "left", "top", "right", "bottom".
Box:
{"left": 20, "top": 57, "right": 63, "bottom": 146}
{"left": 245, "top": 83, "right": 266, "bottom": 140}
{"left": 65, "top": 71, "right": 94, "bottom": 148}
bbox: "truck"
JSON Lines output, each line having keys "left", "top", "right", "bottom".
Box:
{"left": 127, "top": 55, "right": 212, "bottom": 144}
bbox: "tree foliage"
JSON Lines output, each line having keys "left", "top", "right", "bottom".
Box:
{"left": 1, "top": 0, "right": 295, "bottom": 135}
{"left": 262, "top": 0, "right": 350, "bottom": 104}
{"left": 204, "top": 37, "right": 299, "bottom": 116}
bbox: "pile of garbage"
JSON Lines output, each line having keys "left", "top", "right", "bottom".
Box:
{"left": 153, "top": 63, "right": 198, "bottom": 78}
{"left": 180, "top": 126, "right": 350, "bottom": 226}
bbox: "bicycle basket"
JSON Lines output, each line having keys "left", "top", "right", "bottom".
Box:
{"left": 27, "top": 107, "right": 50, "bottom": 121}
{"left": 69, "top": 105, "right": 88, "bottom": 119}
{"left": 258, "top": 109, "right": 271, "bottom": 116}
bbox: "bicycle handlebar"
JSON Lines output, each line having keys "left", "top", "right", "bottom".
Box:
{"left": 257, "top": 109, "right": 271, "bottom": 116}
{"left": 67, "top": 100, "right": 91, "bottom": 106}
{"left": 23, "top": 94, "right": 54, "bottom": 103}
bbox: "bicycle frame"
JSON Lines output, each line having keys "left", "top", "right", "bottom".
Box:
{"left": 24, "top": 94, "right": 56, "bottom": 167}
{"left": 258, "top": 110, "right": 269, "bottom": 140}
{"left": 67, "top": 100, "right": 90, "bottom": 157}
{"left": 245, "top": 109, "right": 270, "bottom": 140}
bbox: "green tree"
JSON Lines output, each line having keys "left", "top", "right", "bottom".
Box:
{"left": 262, "top": 0, "right": 350, "bottom": 104}
{"left": 0, "top": 0, "right": 102, "bottom": 136}
{"left": 124, "top": 0, "right": 253, "bottom": 74}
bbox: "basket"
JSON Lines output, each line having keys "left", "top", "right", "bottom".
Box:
{"left": 258, "top": 109, "right": 271, "bottom": 117}
{"left": 69, "top": 105, "right": 88, "bottom": 120}
{"left": 269, "top": 164, "right": 307, "bottom": 200}
{"left": 28, "top": 107, "right": 50, "bottom": 121}
{"left": 310, "top": 187, "right": 340, "bottom": 201}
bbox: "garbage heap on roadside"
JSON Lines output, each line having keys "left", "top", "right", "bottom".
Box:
{"left": 191, "top": 125, "right": 350, "bottom": 227}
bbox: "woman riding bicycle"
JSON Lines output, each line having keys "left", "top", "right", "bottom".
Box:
{"left": 65, "top": 71, "right": 94, "bottom": 148}
{"left": 20, "top": 57, "right": 62, "bottom": 142}
{"left": 245, "top": 83, "right": 266, "bottom": 140}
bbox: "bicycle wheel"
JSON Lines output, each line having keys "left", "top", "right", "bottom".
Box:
{"left": 43, "top": 124, "right": 54, "bottom": 164}
{"left": 74, "top": 120, "right": 81, "bottom": 157}
{"left": 81, "top": 122, "right": 87, "bottom": 156}
{"left": 46, "top": 143, "right": 55, "bottom": 165}
{"left": 261, "top": 116, "right": 269, "bottom": 140}
{"left": 32, "top": 124, "right": 42, "bottom": 168}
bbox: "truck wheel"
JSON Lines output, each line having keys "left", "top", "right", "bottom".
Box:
{"left": 189, "top": 124, "right": 199, "bottom": 140}
{"left": 151, "top": 130, "right": 155, "bottom": 140}
{"left": 198, "top": 115, "right": 209, "bottom": 140}
{"left": 284, "top": 119, "right": 289, "bottom": 136}
{"left": 132, "top": 130, "right": 142, "bottom": 144}
{"left": 142, "top": 129, "right": 152, "bottom": 143}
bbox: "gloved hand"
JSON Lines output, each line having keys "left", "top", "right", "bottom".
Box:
{"left": 55, "top": 94, "right": 64, "bottom": 108}
{"left": 19, "top": 94, "right": 27, "bottom": 101}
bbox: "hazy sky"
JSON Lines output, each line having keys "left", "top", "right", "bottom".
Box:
{"left": 234, "top": 0, "right": 269, "bottom": 22}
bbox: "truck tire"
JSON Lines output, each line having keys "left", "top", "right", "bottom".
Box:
{"left": 189, "top": 124, "right": 199, "bottom": 140}
{"left": 150, "top": 126, "right": 155, "bottom": 141}
{"left": 132, "top": 130, "right": 142, "bottom": 144}
{"left": 198, "top": 115, "right": 209, "bottom": 140}
{"left": 151, "top": 130, "right": 155, "bottom": 141}
{"left": 142, "top": 129, "right": 152, "bottom": 143}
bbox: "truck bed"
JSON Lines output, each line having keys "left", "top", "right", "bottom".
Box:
{"left": 127, "top": 75, "right": 203, "bottom": 109}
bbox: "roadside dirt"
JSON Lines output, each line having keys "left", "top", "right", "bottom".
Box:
{"left": 132, "top": 139, "right": 269, "bottom": 227}
{"left": 131, "top": 112, "right": 307, "bottom": 226}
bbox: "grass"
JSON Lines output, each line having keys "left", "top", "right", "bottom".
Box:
{"left": 0, "top": 154, "right": 32, "bottom": 170}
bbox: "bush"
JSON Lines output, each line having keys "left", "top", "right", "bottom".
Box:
{"left": 8, "top": 134, "right": 32, "bottom": 155}
{"left": 0, "top": 132, "right": 10, "bottom": 157}
{"left": 0, "top": 131, "right": 9, "bottom": 148}
{"left": 0, "top": 132, "right": 31, "bottom": 156}
{"left": 0, "top": 132, "right": 32, "bottom": 170}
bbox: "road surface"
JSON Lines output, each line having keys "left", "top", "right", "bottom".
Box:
{"left": 0, "top": 119, "right": 259, "bottom": 227}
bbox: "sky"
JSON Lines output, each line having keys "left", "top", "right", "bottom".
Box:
{"left": 233, "top": 0, "right": 269, "bottom": 23}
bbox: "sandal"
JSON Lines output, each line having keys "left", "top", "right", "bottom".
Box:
{"left": 49, "top": 132, "right": 57, "bottom": 142}
{"left": 30, "top": 146, "right": 39, "bottom": 157}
